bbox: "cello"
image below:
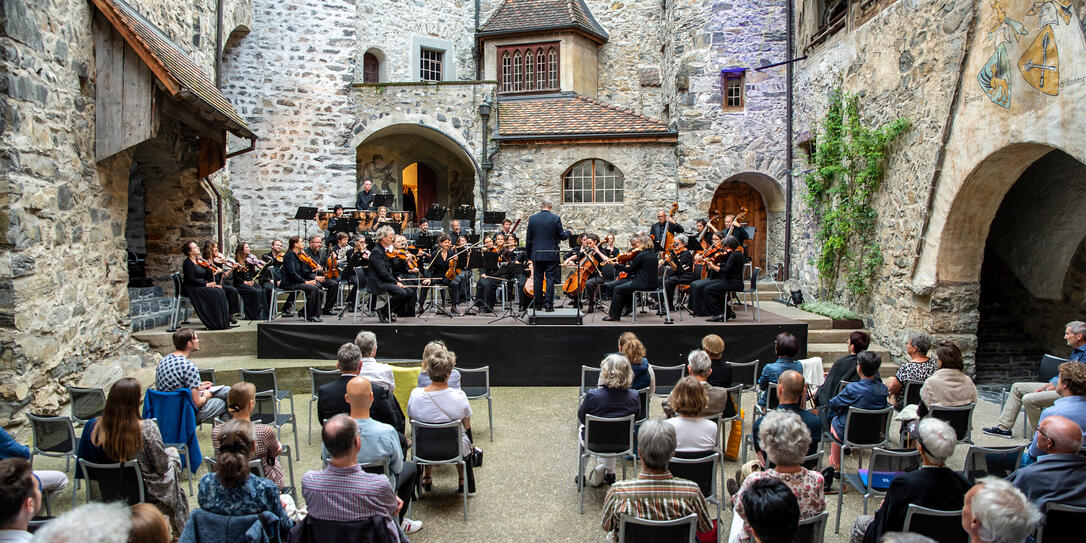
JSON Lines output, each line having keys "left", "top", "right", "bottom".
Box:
{"left": 523, "top": 261, "right": 547, "bottom": 298}
{"left": 562, "top": 251, "right": 599, "bottom": 297}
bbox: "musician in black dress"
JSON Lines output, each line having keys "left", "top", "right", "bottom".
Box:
{"left": 689, "top": 234, "right": 744, "bottom": 321}
{"left": 471, "top": 234, "right": 513, "bottom": 314}
{"left": 303, "top": 235, "right": 339, "bottom": 313}
{"left": 368, "top": 226, "right": 417, "bottom": 321}
{"left": 692, "top": 218, "right": 717, "bottom": 252}
{"left": 425, "top": 234, "right": 465, "bottom": 314}
{"left": 260, "top": 238, "right": 285, "bottom": 316}
{"left": 603, "top": 234, "right": 658, "bottom": 322}
{"left": 662, "top": 235, "right": 695, "bottom": 313}
{"left": 598, "top": 233, "right": 620, "bottom": 282}
{"left": 201, "top": 241, "right": 239, "bottom": 323}
{"left": 281, "top": 236, "right": 322, "bottom": 321}
{"left": 180, "top": 241, "right": 231, "bottom": 330}
{"left": 231, "top": 242, "right": 268, "bottom": 321}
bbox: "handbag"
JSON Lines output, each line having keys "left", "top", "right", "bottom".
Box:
{"left": 470, "top": 447, "right": 483, "bottom": 468}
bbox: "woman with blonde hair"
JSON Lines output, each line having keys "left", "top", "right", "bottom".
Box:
{"left": 212, "top": 382, "right": 285, "bottom": 489}
{"left": 578, "top": 353, "right": 640, "bottom": 487}
{"left": 75, "top": 378, "right": 189, "bottom": 535}
{"left": 417, "top": 340, "right": 462, "bottom": 388}
{"left": 665, "top": 377, "right": 718, "bottom": 454}
{"left": 617, "top": 332, "right": 655, "bottom": 393}
{"left": 407, "top": 348, "right": 476, "bottom": 493}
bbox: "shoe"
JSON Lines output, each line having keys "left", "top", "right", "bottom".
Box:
{"left": 226, "top": 324, "right": 239, "bottom": 329}
{"left": 229, "top": 316, "right": 238, "bottom": 324}
{"left": 621, "top": 308, "right": 632, "bottom": 317}
{"left": 821, "top": 466, "right": 836, "bottom": 493}
{"left": 280, "top": 310, "right": 294, "bottom": 318}
{"left": 378, "top": 314, "right": 390, "bottom": 323}
{"left": 603, "top": 473, "right": 616, "bottom": 485}
{"left": 602, "top": 316, "right": 620, "bottom": 322}
{"left": 391, "top": 314, "right": 398, "bottom": 322}
{"left": 421, "top": 475, "right": 432, "bottom": 491}
{"left": 587, "top": 466, "right": 606, "bottom": 487}
{"left": 726, "top": 310, "right": 737, "bottom": 320}
{"left": 707, "top": 314, "right": 725, "bottom": 322}
{"left": 583, "top": 305, "right": 595, "bottom": 314}
{"left": 982, "top": 426, "right": 1013, "bottom": 438}
{"left": 401, "top": 518, "right": 422, "bottom": 534}
{"left": 543, "top": 306, "right": 555, "bottom": 312}
{"left": 726, "top": 477, "right": 740, "bottom": 497}
{"left": 307, "top": 317, "right": 322, "bottom": 323}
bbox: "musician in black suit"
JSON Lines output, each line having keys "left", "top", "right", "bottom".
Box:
{"left": 722, "top": 213, "right": 749, "bottom": 250}
{"left": 649, "top": 209, "right": 684, "bottom": 253}
{"left": 662, "top": 235, "right": 695, "bottom": 313}
{"left": 525, "top": 197, "right": 571, "bottom": 311}
{"left": 280, "top": 236, "right": 322, "bottom": 321}
{"left": 303, "top": 235, "right": 339, "bottom": 313}
{"left": 318, "top": 343, "right": 406, "bottom": 441}
{"left": 368, "top": 225, "right": 417, "bottom": 321}
{"left": 604, "top": 234, "right": 658, "bottom": 321}
{"left": 355, "top": 179, "right": 376, "bottom": 210}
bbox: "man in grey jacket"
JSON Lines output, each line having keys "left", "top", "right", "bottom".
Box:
{"left": 1007, "top": 415, "right": 1086, "bottom": 511}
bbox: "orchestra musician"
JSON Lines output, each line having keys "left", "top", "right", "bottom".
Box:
{"left": 180, "top": 241, "right": 232, "bottom": 330}
{"left": 449, "top": 219, "right": 468, "bottom": 239}
{"left": 368, "top": 225, "right": 417, "bottom": 322}
{"left": 499, "top": 218, "right": 518, "bottom": 245}
{"left": 231, "top": 242, "right": 268, "bottom": 321}
{"left": 356, "top": 179, "right": 376, "bottom": 210}
{"left": 328, "top": 233, "right": 352, "bottom": 310}
{"left": 201, "top": 241, "right": 239, "bottom": 324}
{"left": 325, "top": 205, "right": 347, "bottom": 241}
{"left": 603, "top": 234, "right": 658, "bottom": 322}
{"left": 472, "top": 234, "right": 515, "bottom": 314}
{"left": 689, "top": 233, "right": 744, "bottom": 321}
{"left": 454, "top": 236, "right": 474, "bottom": 305}
{"left": 525, "top": 196, "right": 571, "bottom": 312}
{"left": 693, "top": 218, "right": 717, "bottom": 251}
{"left": 649, "top": 209, "right": 684, "bottom": 253}
{"left": 562, "top": 233, "right": 608, "bottom": 314}
{"left": 662, "top": 235, "right": 695, "bottom": 314}
{"left": 598, "top": 233, "right": 620, "bottom": 281}
{"left": 411, "top": 218, "right": 432, "bottom": 242}
{"left": 426, "top": 234, "right": 466, "bottom": 315}
{"left": 303, "top": 235, "right": 340, "bottom": 314}
{"left": 260, "top": 238, "right": 285, "bottom": 315}
{"left": 721, "top": 213, "right": 749, "bottom": 249}
{"left": 280, "top": 235, "right": 323, "bottom": 321}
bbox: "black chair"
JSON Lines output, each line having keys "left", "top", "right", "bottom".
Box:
{"left": 929, "top": 403, "right": 976, "bottom": 443}
{"left": 635, "top": 387, "right": 651, "bottom": 425}
{"left": 901, "top": 379, "right": 924, "bottom": 407}
{"left": 649, "top": 364, "right": 686, "bottom": 398}
{"left": 198, "top": 368, "right": 216, "bottom": 385}
{"left": 728, "top": 360, "right": 759, "bottom": 393}
{"left": 250, "top": 391, "right": 300, "bottom": 463}
{"left": 168, "top": 272, "right": 193, "bottom": 332}
{"left": 1001, "top": 354, "right": 1067, "bottom": 435}
{"left": 794, "top": 511, "right": 829, "bottom": 543}
{"left": 669, "top": 451, "right": 721, "bottom": 523}
{"left": 616, "top": 513, "right": 697, "bottom": 543}
{"left": 837, "top": 447, "right": 920, "bottom": 533}
{"left": 241, "top": 368, "right": 299, "bottom": 460}
{"left": 77, "top": 459, "right": 145, "bottom": 505}
{"left": 290, "top": 515, "right": 397, "bottom": 543}
{"left": 266, "top": 267, "right": 307, "bottom": 320}
{"left": 66, "top": 386, "right": 106, "bottom": 427}
{"left": 739, "top": 267, "right": 762, "bottom": 321}
{"left": 578, "top": 414, "right": 635, "bottom": 514}
{"left": 412, "top": 420, "right": 469, "bottom": 521}
{"left": 1038, "top": 502, "right": 1086, "bottom": 543}
{"left": 960, "top": 444, "right": 1025, "bottom": 483}
{"left": 459, "top": 366, "right": 494, "bottom": 442}
{"left": 903, "top": 504, "right": 967, "bottom": 541}
{"left": 26, "top": 414, "right": 78, "bottom": 478}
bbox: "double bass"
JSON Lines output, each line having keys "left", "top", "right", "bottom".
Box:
{"left": 650, "top": 202, "right": 680, "bottom": 250}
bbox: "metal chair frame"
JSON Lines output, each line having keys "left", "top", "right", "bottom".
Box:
{"left": 649, "top": 364, "right": 687, "bottom": 398}
{"left": 1037, "top": 502, "right": 1086, "bottom": 543}
{"left": 739, "top": 266, "right": 762, "bottom": 322}
{"left": 459, "top": 366, "right": 494, "bottom": 442}
{"left": 719, "top": 384, "right": 745, "bottom": 455}
{"left": 929, "top": 402, "right": 976, "bottom": 444}
{"left": 797, "top": 511, "right": 830, "bottom": 543}
{"left": 836, "top": 446, "right": 919, "bottom": 533}
{"left": 245, "top": 382, "right": 300, "bottom": 462}
{"left": 26, "top": 413, "right": 78, "bottom": 474}
{"left": 77, "top": 458, "right": 145, "bottom": 506}
{"left": 903, "top": 504, "right": 965, "bottom": 540}
{"left": 241, "top": 368, "right": 299, "bottom": 460}
{"left": 728, "top": 361, "right": 759, "bottom": 393}
{"left": 668, "top": 451, "right": 722, "bottom": 524}
{"left": 580, "top": 365, "right": 602, "bottom": 398}
{"left": 266, "top": 267, "right": 307, "bottom": 321}
{"left": 168, "top": 272, "right": 193, "bottom": 332}
{"left": 307, "top": 367, "right": 340, "bottom": 445}
{"left": 410, "top": 420, "right": 469, "bottom": 521}
{"left": 901, "top": 379, "right": 924, "bottom": 408}
{"left": 578, "top": 414, "right": 635, "bottom": 514}
{"left": 616, "top": 513, "right": 698, "bottom": 543}
{"left": 959, "top": 444, "right": 1025, "bottom": 483}
{"left": 632, "top": 286, "right": 676, "bottom": 323}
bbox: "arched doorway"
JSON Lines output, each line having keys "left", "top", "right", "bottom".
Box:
{"left": 708, "top": 175, "right": 773, "bottom": 272}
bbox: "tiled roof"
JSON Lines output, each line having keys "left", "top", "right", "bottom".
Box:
{"left": 479, "top": 0, "right": 609, "bottom": 43}
{"left": 90, "top": 0, "right": 254, "bottom": 139}
{"left": 497, "top": 93, "right": 674, "bottom": 141}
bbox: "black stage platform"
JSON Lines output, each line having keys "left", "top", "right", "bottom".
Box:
{"left": 258, "top": 311, "right": 807, "bottom": 386}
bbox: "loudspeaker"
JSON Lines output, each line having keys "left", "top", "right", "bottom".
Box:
{"left": 788, "top": 290, "right": 804, "bottom": 307}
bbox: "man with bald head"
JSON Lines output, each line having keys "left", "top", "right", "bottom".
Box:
{"left": 1008, "top": 415, "right": 1086, "bottom": 511}
{"left": 752, "top": 370, "right": 822, "bottom": 463}
{"left": 346, "top": 377, "right": 421, "bottom": 535}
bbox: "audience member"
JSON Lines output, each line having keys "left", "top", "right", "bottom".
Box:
{"left": 0, "top": 458, "right": 38, "bottom": 542}
{"left": 885, "top": 332, "right": 936, "bottom": 409}
{"left": 345, "top": 376, "right": 422, "bottom": 535}
{"left": 852, "top": 417, "right": 971, "bottom": 543}
{"left": 578, "top": 354, "right": 640, "bottom": 487}
{"left": 128, "top": 503, "right": 171, "bottom": 543}
{"left": 1022, "top": 362, "right": 1086, "bottom": 462}
{"left": 302, "top": 415, "right": 401, "bottom": 542}
{"left": 751, "top": 370, "right": 821, "bottom": 464}
{"left": 733, "top": 411, "right": 824, "bottom": 542}
{"left": 32, "top": 502, "right": 145, "bottom": 543}
{"left": 417, "top": 340, "right": 461, "bottom": 388}
{"left": 76, "top": 378, "right": 189, "bottom": 534}
{"left": 918, "top": 341, "right": 977, "bottom": 417}
{"left": 664, "top": 377, "right": 718, "bottom": 454}
{"left": 407, "top": 348, "right": 476, "bottom": 494}
{"left": 318, "top": 343, "right": 405, "bottom": 435}
{"left": 353, "top": 331, "right": 396, "bottom": 393}
{"left": 153, "top": 328, "right": 228, "bottom": 424}
{"left": 662, "top": 350, "right": 729, "bottom": 418}
{"left": 197, "top": 419, "right": 292, "bottom": 536}
{"left": 701, "top": 334, "right": 732, "bottom": 389}
{"left": 983, "top": 320, "right": 1086, "bottom": 438}
{"left": 739, "top": 478, "right": 800, "bottom": 543}
{"left": 601, "top": 419, "right": 712, "bottom": 540}
{"left": 816, "top": 331, "right": 870, "bottom": 409}
{"left": 0, "top": 427, "right": 67, "bottom": 512}
{"left": 961, "top": 478, "right": 1041, "bottom": 543}
{"left": 758, "top": 332, "right": 802, "bottom": 407}
{"left": 879, "top": 534, "right": 936, "bottom": 543}
{"left": 823, "top": 351, "right": 889, "bottom": 488}
{"left": 618, "top": 332, "right": 655, "bottom": 393}
{"left": 1008, "top": 415, "right": 1086, "bottom": 511}
{"left": 213, "top": 382, "right": 284, "bottom": 489}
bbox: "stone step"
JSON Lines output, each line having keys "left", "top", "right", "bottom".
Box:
{"left": 807, "top": 328, "right": 861, "bottom": 344}
{"left": 807, "top": 342, "right": 893, "bottom": 369}
{"left": 759, "top": 303, "right": 833, "bottom": 329}
{"left": 127, "top": 286, "right": 165, "bottom": 301}
{"left": 132, "top": 320, "right": 257, "bottom": 358}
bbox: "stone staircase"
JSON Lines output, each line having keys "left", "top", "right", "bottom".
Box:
{"left": 128, "top": 286, "right": 188, "bottom": 332}
{"left": 763, "top": 303, "right": 897, "bottom": 374}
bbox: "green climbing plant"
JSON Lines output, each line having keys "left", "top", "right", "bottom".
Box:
{"left": 804, "top": 89, "right": 910, "bottom": 298}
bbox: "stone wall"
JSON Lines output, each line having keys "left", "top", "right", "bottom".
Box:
{"left": 0, "top": 0, "right": 250, "bottom": 428}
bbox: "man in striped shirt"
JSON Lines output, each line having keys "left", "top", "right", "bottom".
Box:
{"left": 601, "top": 418, "right": 713, "bottom": 539}
{"left": 302, "top": 414, "right": 402, "bottom": 541}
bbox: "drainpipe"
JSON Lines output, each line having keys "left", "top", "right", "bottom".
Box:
{"left": 215, "top": 0, "right": 224, "bottom": 87}
{"left": 784, "top": 0, "right": 794, "bottom": 280}
{"left": 478, "top": 100, "right": 493, "bottom": 215}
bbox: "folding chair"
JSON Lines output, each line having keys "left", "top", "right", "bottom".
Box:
{"left": 411, "top": 420, "right": 469, "bottom": 521}
{"left": 241, "top": 368, "right": 298, "bottom": 460}
{"left": 459, "top": 366, "right": 494, "bottom": 441}
{"left": 739, "top": 267, "right": 762, "bottom": 322}
{"left": 616, "top": 513, "right": 697, "bottom": 543}
{"left": 649, "top": 364, "right": 687, "bottom": 398}
{"left": 307, "top": 368, "right": 340, "bottom": 445}
{"left": 754, "top": 382, "right": 780, "bottom": 416}
{"left": 77, "top": 459, "right": 145, "bottom": 505}
{"left": 836, "top": 447, "right": 920, "bottom": 533}
{"left": 578, "top": 414, "right": 635, "bottom": 514}
{"left": 66, "top": 386, "right": 105, "bottom": 427}
{"left": 903, "top": 504, "right": 966, "bottom": 541}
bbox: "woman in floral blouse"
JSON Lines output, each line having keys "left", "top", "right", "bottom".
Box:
{"left": 212, "top": 382, "right": 285, "bottom": 489}
{"left": 733, "top": 410, "right": 825, "bottom": 543}
{"left": 885, "top": 332, "right": 937, "bottom": 408}
{"left": 198, "top": 419, "right": 293, "bottom": 535}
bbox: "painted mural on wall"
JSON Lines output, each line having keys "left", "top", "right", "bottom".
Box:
{"left": 359, "top": 154, "right": 398, "bottom": 194}
{"left": 977, "top": 0, "right": 1081, "bottom": 107}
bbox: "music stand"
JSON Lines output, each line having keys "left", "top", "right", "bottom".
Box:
{"left": 415, "top": 234, "right": 435, "bottom": 252}
{"left": 453, "top": 204, "right": 475, "bottom": 221}
{"left": 467, "top": 234, "right": 481, "bottom": 244}
{"left": 332, "top": 218, "right": 359, "bottom": 234}
{"left": 483, "top": 211, "right": 506, "bottom": 225}
{"left": 467, "top": 248, "right": 485, "bottom": 270}
{"left": 294, "top": 206, "right": 318, "bottom": 238}
{"left": 374, "top": 193, "right": 395, "bottom": 209}
{"left": 425, "top": 204, "right": 447, "bottom": 222}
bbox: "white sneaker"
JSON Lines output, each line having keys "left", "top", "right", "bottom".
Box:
{"left": 588, "top": 465, "right": 607, "bottom": 487}
{"left": 401, "top": 518, "right": 423, "bottom": 534}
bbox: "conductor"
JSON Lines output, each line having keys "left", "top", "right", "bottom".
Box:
{"left": 525, "top": 196, "right": 571, "bottom": 312}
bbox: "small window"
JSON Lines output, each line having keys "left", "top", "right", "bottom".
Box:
{"left": 723, "top": 71, "right": 744, "bottom": 110}
{"left": 563, "top": 159, "right": 624, "bottom": 204}
{"left": 548, "top": 48, "right": 558, "bottom": 89}
{"left": 363, "top": 52, "right": 380, "bottom": 83}
{"left": 420, "top": 48, "right": 444, "bottom": 82}
{"left": 498, "top": 42, "right": 559, "bottom": 94}
{"left": 501, "top": 53, "right": 511, "bottom": 92}
{"left": 524, "top": 49, "right": 534, "bottom": 90}
{"left": 536, "top": 49, "right": 546, "bottom": 90}
{"left": 513, "top": 51, "right": 522, "bottom": 92}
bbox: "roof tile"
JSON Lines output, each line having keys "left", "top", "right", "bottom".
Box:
{"left": 497, "top": 93, "right": 674, "bottom": 139}
{"left": 480, "top": 0, "right": 608, "bottom": 42}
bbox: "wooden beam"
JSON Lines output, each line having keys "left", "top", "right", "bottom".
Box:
{"left": 88, "top": 0, "right": 180, "bottom": 96}
{"left": 159, "top": 97, "right": 224, "bottom": 143}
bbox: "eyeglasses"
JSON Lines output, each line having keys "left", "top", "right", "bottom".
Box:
{"left": 1036, "top": 427, "right": 1056, "bottom": 446}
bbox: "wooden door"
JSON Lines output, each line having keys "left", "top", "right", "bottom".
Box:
{"left": 708, "top": 180, "right": 767, "bottom": 273}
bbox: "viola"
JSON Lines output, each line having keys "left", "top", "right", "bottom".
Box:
{"left": 325, "top": 250, "right": 340, "bottom": 280}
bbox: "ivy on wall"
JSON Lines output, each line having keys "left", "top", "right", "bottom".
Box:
{"left": 804, "top": 89, "right": 910, "bottom": 297}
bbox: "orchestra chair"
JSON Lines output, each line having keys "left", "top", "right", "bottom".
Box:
{"left": 632, "top": 284, "right": 676, "bottom": 323}
{"left": 738, "top": 267, "right": 762, "bottom": 322}
{"left": 77, "top": 459, "right": 145, "bottom": 506}
{"left": 616, "top": 513, "right": 697, "bottom": 543}
{"left": 168, "top": 272, "right": 193, "bottom": 332}
{"left": 265, "top": 267, "right": 308, "bottom": 321}
{"left": 364, "top": 275, "right": 393, "bottom": 323}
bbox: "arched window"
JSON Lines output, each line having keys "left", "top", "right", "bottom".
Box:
{"left": 363, "top": 52, "right": 380, "bottom": 83}
{"left": 537, "top": 49, "right": 546, "bottom": 89}
{"left": 524, "top": 48, "right": 534, "bottom": 91}
{"left": 501, "top": 52, "right": 511, "bottom": 92}
{"left": 513, "top": 51, "right": 522, "bottom": 92}
{"left": 548, "top": 47, "right": 558, "bottom": 89}
{"left": 563, "top": 159, "right": 624, "bottom": 204}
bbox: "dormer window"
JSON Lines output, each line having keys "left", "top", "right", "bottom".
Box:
{"left": 499, "top": 42, "right": 559, "bottom": 94}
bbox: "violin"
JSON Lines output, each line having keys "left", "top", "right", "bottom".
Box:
{"left": 325, "top": 250, "right": 340, "bottom": 280}
{"left": 298, "top": 251, "right": 321, "bottom": 272}
{"left": 197, "top": 258, "right": 221, "bottom": 275}
{"left": 445, "top": 251, "right": 463, "bottom": 280}
{"left": 245, "top": 254, "right": 265, "bottom": 271}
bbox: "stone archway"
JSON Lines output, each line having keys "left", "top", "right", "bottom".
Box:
{"left": 707, "top": 172, "right": 784, "bottom": 273}
{"left": 356, "top": 124, "right": 479, "bottom": 228}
